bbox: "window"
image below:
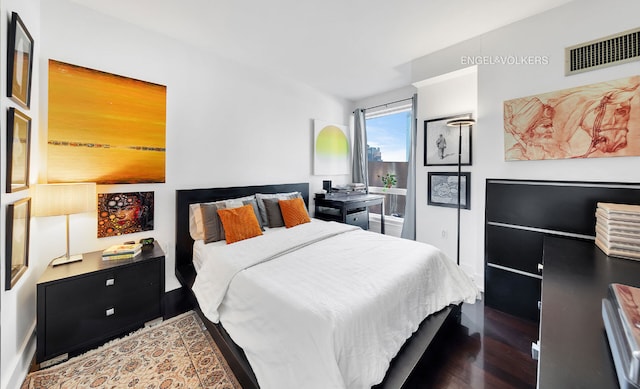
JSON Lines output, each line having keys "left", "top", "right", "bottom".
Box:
{"left": 365, "top": 103, "right": 412, "bottom": 218}
{"left": 366, "top": 110, "right": 411, "bottom": 162}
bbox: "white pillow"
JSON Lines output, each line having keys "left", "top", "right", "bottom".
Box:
{"left": 223, "top": 194, "right": 256, "bottom": 208}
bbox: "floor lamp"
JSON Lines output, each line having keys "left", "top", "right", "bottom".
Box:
{"left": 446, "top": 118, "right": 475, "bottom": 266}
{"left": 33, "top": 183, "right": 97, "bottom": 266}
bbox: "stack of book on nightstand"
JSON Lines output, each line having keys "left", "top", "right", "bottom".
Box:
{"left": 602, "top": 283, "right": 640, "bottom": 388}
{"left": 595, "top": 202, "right": 640, "bottom": 260}
{"left": 102, "top": 243, "right": 142, "bottom": 260}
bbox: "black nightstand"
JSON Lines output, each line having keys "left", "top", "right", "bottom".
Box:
{"left": 36, "top": 242, "right": 165, "bottom": 366}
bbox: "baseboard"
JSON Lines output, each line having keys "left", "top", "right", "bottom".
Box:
{"left": 2, "top": 323, "right": 36, "bottom": 389}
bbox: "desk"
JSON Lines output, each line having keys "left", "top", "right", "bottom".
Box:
{"left": 538, "top": 236, "right": 640, "bottom": 388}
{"left": 314, "top": 193, "right": 385, "bottom": 234}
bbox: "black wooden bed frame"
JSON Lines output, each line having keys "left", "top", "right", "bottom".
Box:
{"left": 175, "top": 182, "right": 461, "bottom": 389}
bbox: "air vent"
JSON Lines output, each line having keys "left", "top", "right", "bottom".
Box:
{"left": 565, "top": 27, "right": 640, "bottom": 75}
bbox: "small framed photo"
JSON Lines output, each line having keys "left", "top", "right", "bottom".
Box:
{"left": 424, "top": 113, "right": 473, "bottom": 166}
{"left": 97, "top": 191, "right": 155, "bottom": 238}
{"left": 5, "top": 197, "right": 30, "bottom": 290}
{"left": 7, "top": 12, "right": 34, "bottom": 108}
{"left": 427, "top": 172, "right": 471, "bottom": 209}
{"left": 6, "top": 108, "right": 31, "bottom": 193}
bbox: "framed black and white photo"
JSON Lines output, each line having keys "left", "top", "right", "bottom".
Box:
{"left": 427, "top": 172, "right": 471, "bottom": 209}
{"left": 424, "top": 113, "right": 472, "bottom": 166}
{"left": 7, "top": 11, "right": 34, "bottom": 108}
{"left": 6, "top": 108, "right": 31, "bottom": 193}
{"left": 5, "top": 197, "right": 30, "bottom": 290}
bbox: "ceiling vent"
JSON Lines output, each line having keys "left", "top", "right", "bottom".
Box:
{"left": 565, "top": 27, "right": 640, "bottom": 75}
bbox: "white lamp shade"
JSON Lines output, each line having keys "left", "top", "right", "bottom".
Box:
{"left": 33, "top": 183, "right": 97, "bottom": 217}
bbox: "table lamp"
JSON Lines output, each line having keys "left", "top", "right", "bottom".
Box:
{"left": 33, "top": 183, "right": 97, "bottom": 266}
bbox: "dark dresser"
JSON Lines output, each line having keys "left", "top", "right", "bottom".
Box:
{"left": 538, "top": 236, "right": 640, "bottom": 388}
{"left": 36, "top": 242, "right": 165, "bottom": 365}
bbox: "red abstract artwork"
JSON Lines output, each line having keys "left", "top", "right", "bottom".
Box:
{"left": 504, "top": 75, "right": 640, "bottom": 160}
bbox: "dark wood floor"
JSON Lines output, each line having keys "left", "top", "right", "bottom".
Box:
{"left": 404, "top": 298, "right": 539, "bottom": 389}
{"left": 165, "top": 289, "right": 538, "bottom": 388}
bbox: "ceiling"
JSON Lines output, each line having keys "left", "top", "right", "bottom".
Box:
{"left": 72, "top": 0, "right": 576, "bottom": 101}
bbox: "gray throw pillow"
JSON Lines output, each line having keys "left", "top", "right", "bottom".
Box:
{"left": 201, "top": 202, "right": 227, "bottom": 243}
{"left": 243, "top": 198, "right": 265, "bottom": 229}
{"left": 263, "top": 198, "right": 285, "bottom": 228}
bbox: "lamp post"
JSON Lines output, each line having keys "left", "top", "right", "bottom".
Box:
{"left": 446, "top": 118, "right": 475, "bottom": 266}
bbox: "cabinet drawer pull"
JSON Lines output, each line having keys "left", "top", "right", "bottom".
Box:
{"left": 537, "top": 263, "right": 544, "bottom": 273}
{"left": 105, "top": 278, "right": 115, "bottom": 286}
{"left": 105, "top": 308, "right": 115, "bottom": 316}
{"left": 531, "top": 341, "right": 540, "bottom": 360}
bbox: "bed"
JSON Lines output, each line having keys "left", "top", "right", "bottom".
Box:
{"left": 175, "top": 183, "right": 479, "bottom": 389}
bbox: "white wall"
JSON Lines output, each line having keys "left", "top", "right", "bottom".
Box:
{"left": 408, "top": 0, "right": 640, "bottom": 290}
{"left": 0, "top": 1, "right": 41, "bottom": 388}
{"left": 414, "top": 68, "right": 479, "bottom": 283}
{"left": 0, "top": 0, "right": 352, "bottom": 387}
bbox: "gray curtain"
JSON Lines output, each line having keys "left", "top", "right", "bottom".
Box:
{"left": 352, "top": 108, "right": 368, "bottom": 190}
{"left": 401, "top": 94, "right": 417, "bottom": 240}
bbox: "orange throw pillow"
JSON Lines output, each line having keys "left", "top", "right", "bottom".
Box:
{"left": 217, "top": 204, "right": 263, "bottom": 244}
{"left": 279, "top": 198, "right": 311, "bottom": 228}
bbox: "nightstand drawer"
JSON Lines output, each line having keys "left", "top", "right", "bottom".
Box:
{"left": 44, "top": 260, "right": 160, "bottom": 315}
{"left": 44, "top": 283, "right": 161, "bottom": 357}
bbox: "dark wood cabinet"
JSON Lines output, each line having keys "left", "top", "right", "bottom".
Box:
{"left": 36, "top": 242, "right": 165, "bottom": 365}
{"left": 484, "top": 179, "right": 640, "bottom": 323}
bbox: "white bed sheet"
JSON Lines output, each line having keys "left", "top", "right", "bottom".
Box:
{"left": 192, "top": 219, "right": 479, "bottom": 389}
{"left": 192, "top": 225, "right": 286, "bottom": 272}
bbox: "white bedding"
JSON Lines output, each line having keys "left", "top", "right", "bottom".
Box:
{"left": 192, "top": 225, "right": 285, "bottom": 272}
{"left": 192, "top": 219, "right": 479, "bottom": 389}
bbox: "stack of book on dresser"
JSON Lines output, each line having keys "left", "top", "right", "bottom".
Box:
{"left": 595, "top": 202, "right": 640, "bottom": 260}
{"left": 102, "top": 243, "right": 142, "bottom": 260}
{"left": 602, "top": 283, "right": 640, "bottom": 389}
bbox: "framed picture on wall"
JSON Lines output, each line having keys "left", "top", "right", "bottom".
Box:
{"left": 7, "top": 12, "right": 34, "bottom": 108}
{"left": 424, "top": 113, "right": 473, "bottom": 166}
{"left": 97, "top": 191, "right": 155, "bottom": 237}
{"left": 6, "top": 108, "right": 32, "bottom": 193}
{"left": 5, "top": 197, "right": 30, "bottom": 290}
{"left": 427, "top": 172, "right": 471, "bottom": 209}
{"left": 313, "top": 119, "right": 350, "bottom": 175}
{"left": 47, "top": 60, "right": 167, "bottom": 184}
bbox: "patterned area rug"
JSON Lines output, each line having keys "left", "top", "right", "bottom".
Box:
{"left": 22, "top": 311, "right": 241, "bottom": 389}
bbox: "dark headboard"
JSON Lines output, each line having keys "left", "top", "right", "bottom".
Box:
{"left": 175, "top": 183, "right": 309, "bottom": 287}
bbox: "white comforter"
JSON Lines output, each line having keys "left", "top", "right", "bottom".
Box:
{"left": 192, "top": 219, "right": 479, "bottom": 389}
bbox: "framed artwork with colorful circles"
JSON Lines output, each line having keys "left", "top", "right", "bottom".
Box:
{"left": 97, "top": 191, "right": 154, "bottom": 237}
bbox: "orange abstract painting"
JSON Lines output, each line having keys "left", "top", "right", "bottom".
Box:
{"left": 47, "top": 60, "right": 166, "bottom": 183}
{"left": 504, "top": 75, "right": 640, "bottom": 161}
